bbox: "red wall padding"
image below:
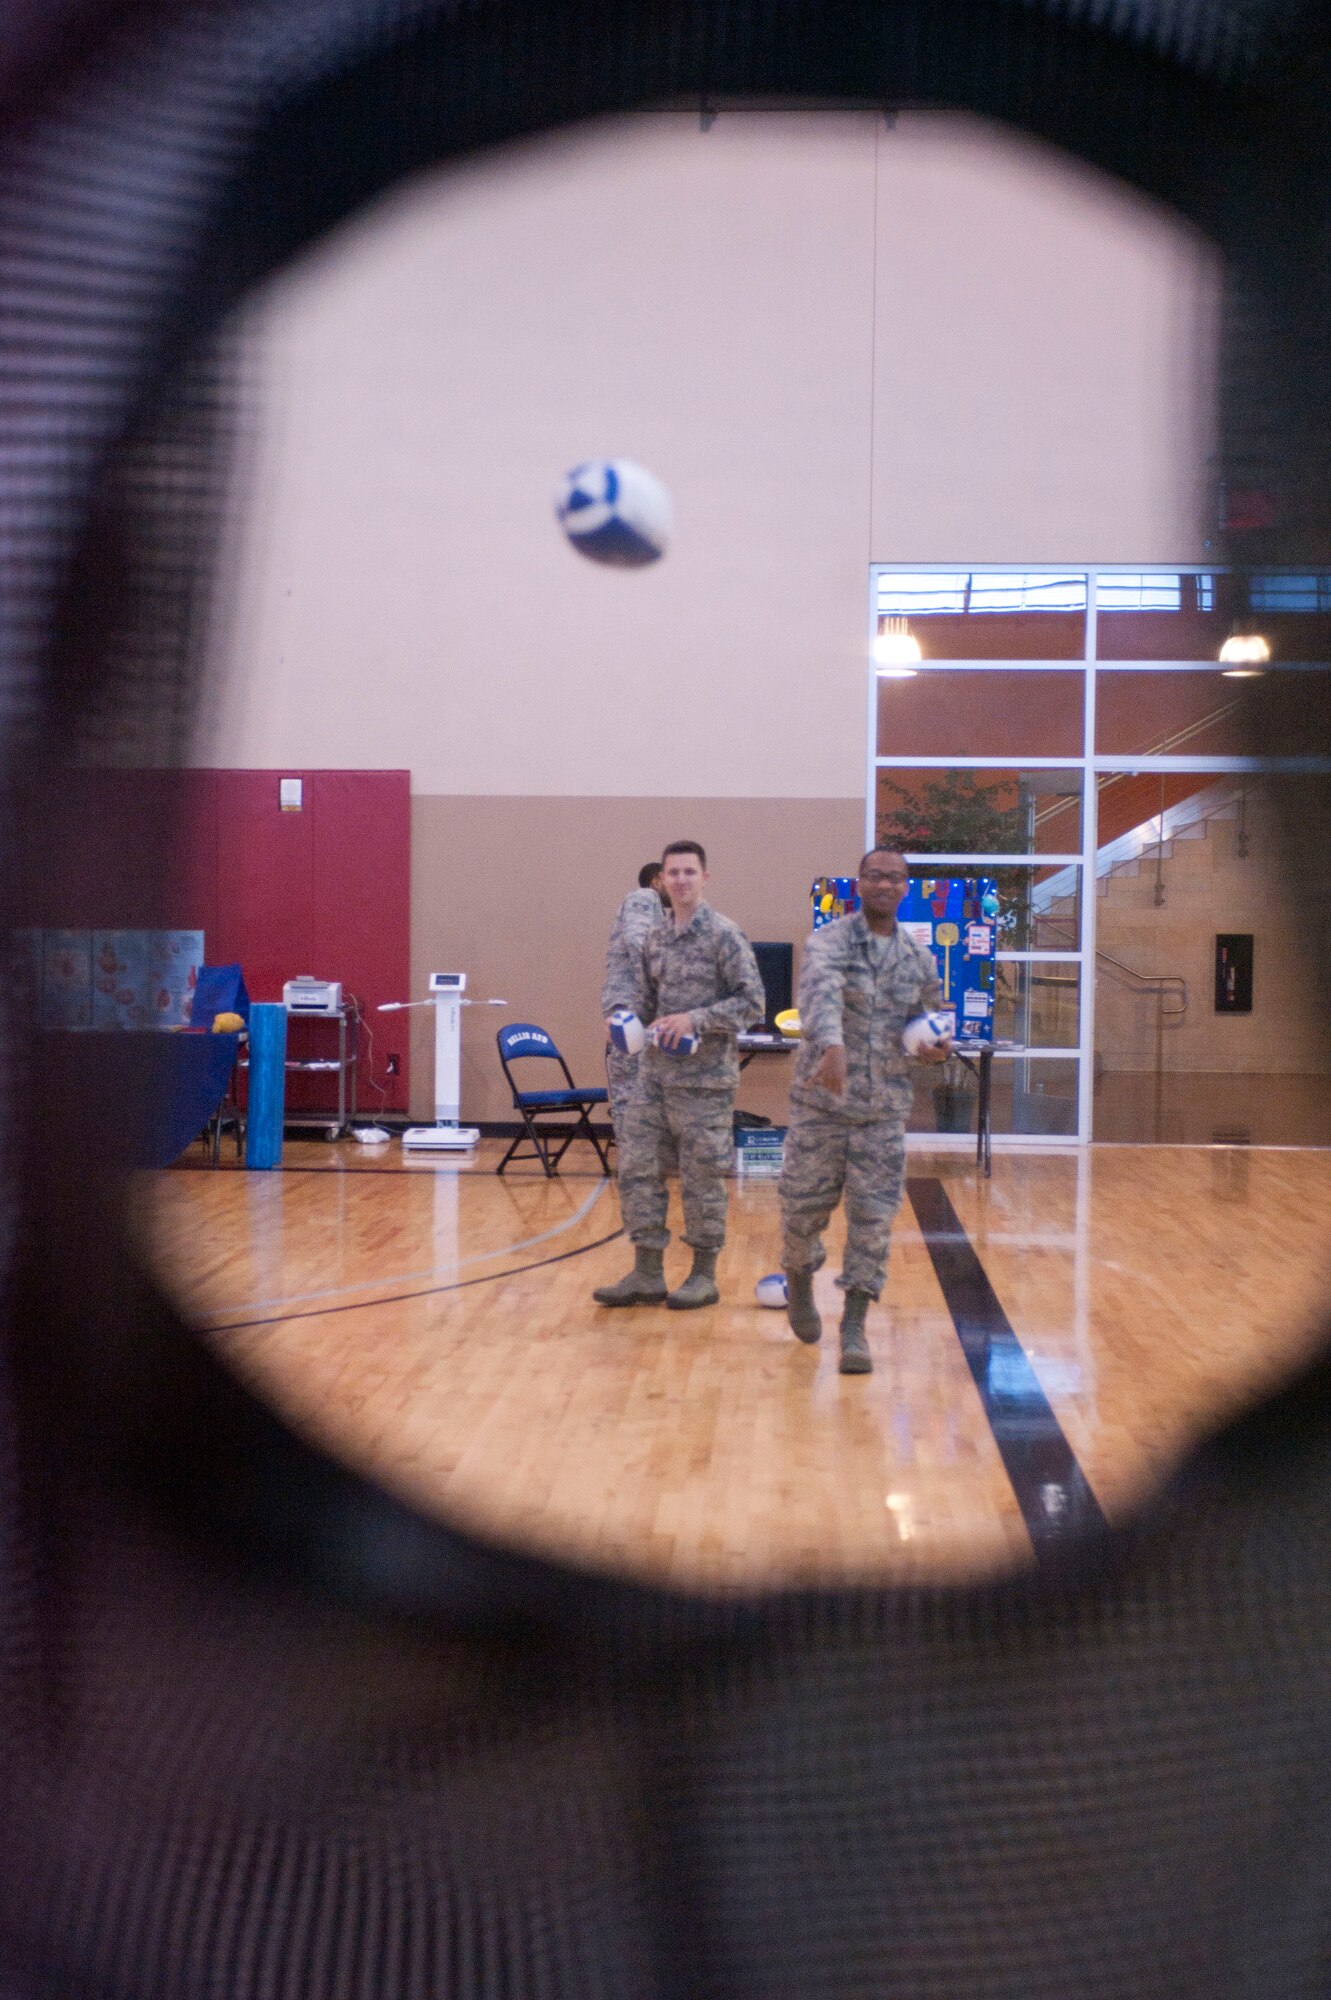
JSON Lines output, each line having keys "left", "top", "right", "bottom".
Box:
{"left": 183, "top": 770, "right": 411, "bottom": 1115}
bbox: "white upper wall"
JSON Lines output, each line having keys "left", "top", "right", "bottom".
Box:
{"left": 205, "top": 110, "right": 1220, "bottom": 797}
{"left": 870, "top": 116, "right": 1218, "bottom": 562}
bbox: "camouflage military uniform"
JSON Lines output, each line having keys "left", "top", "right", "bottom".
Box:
{"left": 780, "top": 913, "right": 941, "bottom": 1297}
{"left": 605, "top": 904, "right": 764, "bottom": 1252}
{"left": 600, "top": 885, "right": 666, "bottom": 1131}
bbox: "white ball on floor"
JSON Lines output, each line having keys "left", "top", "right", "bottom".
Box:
{"left": 902, "top": 1008, "right": 956, "bottom": 1057}
{"left": 755, "top": 1273, "right": 788, "bottom": 1310}
{"left": 555, "top": 458, "right": 672, "bottom": 567}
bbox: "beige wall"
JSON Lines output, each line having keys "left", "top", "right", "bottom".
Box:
{"left": 412, "top": 796, "right": 861, "bottom": 1123}
{"left": 870, "top": 118, "right": 1217, "bottom": 563}
{"left": 197, "top": 109, "right": 1223, "bottom": 1125}
{"left": 210, "top": 113, "right": 882, "bottom": 800}
{"left": 208, "top": 110, "right": 1219, "bottom": 797}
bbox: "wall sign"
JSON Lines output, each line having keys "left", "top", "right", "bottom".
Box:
{"left": 1215, "top": 933, "right": 1254, "bottom": 1014}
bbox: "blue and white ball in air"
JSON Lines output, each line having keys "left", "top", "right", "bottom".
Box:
{"left": 902, "top": 1009, "right": 957, "bottom": 1058}
{"left": 755, "top": 1273, "right": 788, "bottom": 1310}
{"left": 555, "top": 458, "right": 672, "bottom": 568}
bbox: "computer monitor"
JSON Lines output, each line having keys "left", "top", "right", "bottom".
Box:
{"left": 752, "top": 942, "right": 793, "bottom": 1031}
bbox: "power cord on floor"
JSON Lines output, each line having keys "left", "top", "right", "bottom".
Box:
{"left": 346, "top": 995, "right": 396, "bottom": 1141}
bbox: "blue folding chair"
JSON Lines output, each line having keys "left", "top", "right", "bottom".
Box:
{"left": 191, "top": 963, "right": 250, "bottom": 1032}
{"left": 495, "top": 1023, "right": 611, "bottom": 1177}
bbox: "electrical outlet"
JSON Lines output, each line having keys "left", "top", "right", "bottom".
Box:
{"left": 386, "top": 1052, "right": 400, "bottom": 1076}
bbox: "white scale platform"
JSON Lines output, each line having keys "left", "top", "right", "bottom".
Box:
{"left": 377, "top": 972, "right": 507, "bottom": 1150}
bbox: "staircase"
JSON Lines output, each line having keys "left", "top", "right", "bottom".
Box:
{"left": 1033, "top": 779, "right": 1244, "bottom": 917}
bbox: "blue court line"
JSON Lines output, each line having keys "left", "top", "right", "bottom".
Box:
{"left": 907, "top": 1177, "right": 1107, "bottom": 1552}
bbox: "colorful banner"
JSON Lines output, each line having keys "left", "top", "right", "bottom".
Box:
{"left": 897, "top": 877, "right": 998, "bottom": 1044}
{"left": 810, "top": 876, "right": 860, "bottom": 928}
{"left": 810, "top": 874, "right": 997, "bottom": 1043}
{"left": 24, "top": 930, "right": 204, "bottom": 1029}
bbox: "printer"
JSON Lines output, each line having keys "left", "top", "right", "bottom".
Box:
{"left": 282, "top": 976, "right": 343, "bottom": 1017}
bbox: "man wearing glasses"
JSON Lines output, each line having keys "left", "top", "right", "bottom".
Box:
{"left": 780, "top": 848, "right": 951, "bottom": 1374}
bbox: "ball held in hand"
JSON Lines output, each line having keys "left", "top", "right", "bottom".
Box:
{"left": 648, "top": 1022, "right": 700, "bottom": 1056}
{"left": 608, "top": 1008, "right": 646, "bottom": 1055}
{"left": 902, "top": 1008, "right": 956, "bottom": 1057}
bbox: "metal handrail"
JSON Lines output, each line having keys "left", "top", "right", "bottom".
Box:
{"left": 1094, "top": 699, "right": 1242, "bottom": 779}
{"left": 1093, "top": 950, "right": 1187, "bottom": 1142}
{"left": 1032, "top": 700, "right": 1243, "bottom": 829}
{"left": 1094, "top": 949, "right": 1188, "bottom": 1018}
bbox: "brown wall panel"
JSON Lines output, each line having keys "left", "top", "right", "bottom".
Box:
{"left": 411, "top": 796, "right": 863, "bottom": 1126}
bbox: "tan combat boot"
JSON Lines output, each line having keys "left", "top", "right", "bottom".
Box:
{"left": 666, "top": 1247, "right": 720, "bottom": 1310}
{"left": 784, "top": 1269, "right": 822, "bottom": 1344}
{"left": 593, "top": 1246, "right": 668, "bottom": 1307}
{"left": 839, "top": 1289, "right": 873, "bottom": 1374}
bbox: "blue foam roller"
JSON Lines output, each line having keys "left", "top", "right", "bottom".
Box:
{"left": 245, "top": 1001, "right": 286, "bottom": 1169}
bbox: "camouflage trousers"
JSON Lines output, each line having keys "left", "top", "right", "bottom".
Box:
{"left": 605, "top": 1045, "right": 640, "bottom": 1149}
{"left": 617, "top": 1074, "right": 734, "bottom": 1252}
{"left": 779, "top": 1098, "right": 910, "bottom": 1300}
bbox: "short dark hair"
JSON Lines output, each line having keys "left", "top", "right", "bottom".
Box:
{"left": 637, "top": 861, "right": 663, "bottom": 888}
{"left": 859, "top": 846, "right": 908, "bottom": 873}
{"left": 663, "top": 840, "right": 707, "bottom": 870}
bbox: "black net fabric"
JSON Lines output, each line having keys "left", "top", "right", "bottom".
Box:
{"left": 2, "top": 4, "right": 1331, "bottom": 1995}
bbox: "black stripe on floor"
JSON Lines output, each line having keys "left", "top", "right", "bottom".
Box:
{"left": 205, "top": 1227, "right": 624, "bottom": 1336}
{"left": 907, "top": 1176, "right": 1106, "bottom": 1552}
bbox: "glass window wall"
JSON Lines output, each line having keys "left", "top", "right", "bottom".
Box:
{"left": 1095, "top": 667, "right": 1331, "bottom": 758}
{"left": 875, "top": 766, "right": 1083, "bottom": 856}
{"left": 905, "top": 1057, "right": 1080, "bottom": 1139}
{"left": 875, "top": 571, "right": 1088, "bottom": 660}
{"left": 994, "top": 962, "right": 1080, "bottom": 1050}
{"left": 869, "top": 566, "right": 1331, "bottom": 1146}
{"left": 875, "top": 670, "right": 1084, "bottom": 759}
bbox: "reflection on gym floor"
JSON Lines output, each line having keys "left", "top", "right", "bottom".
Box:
{"left": 147, "top": 1139, "right": 1331, "bottom": 1593}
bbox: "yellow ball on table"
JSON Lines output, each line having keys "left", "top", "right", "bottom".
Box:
{"left": 211, "top": 1011, "right": 245, "bottom": 1033}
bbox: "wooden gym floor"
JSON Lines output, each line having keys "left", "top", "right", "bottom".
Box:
{"left": 144, "top": 1140, "right": 1331, "bottom": 1594}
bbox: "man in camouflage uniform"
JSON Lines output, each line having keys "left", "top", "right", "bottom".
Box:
{"left": 600, "top": 860, "right": 668, "bottom": 1145}
{"left": 780, "top": 848, "right": 950, "bottom": 1373}
{"left": 595, "top": 840, "right": 764, "bottom": 1311}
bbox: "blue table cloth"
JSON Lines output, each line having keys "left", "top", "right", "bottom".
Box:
{"left": 143, "top": 1031, "right": 241, "bottom": 1167}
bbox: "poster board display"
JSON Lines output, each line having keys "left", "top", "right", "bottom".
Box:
{"left": 809, "top": 874, "right": 997, "bottom": 1044}
{"left": 896, "top": 878, "right": 998, "bottom": 1044}
{"left": 16, "top": 929, "right": 204, "bottom": 1028}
